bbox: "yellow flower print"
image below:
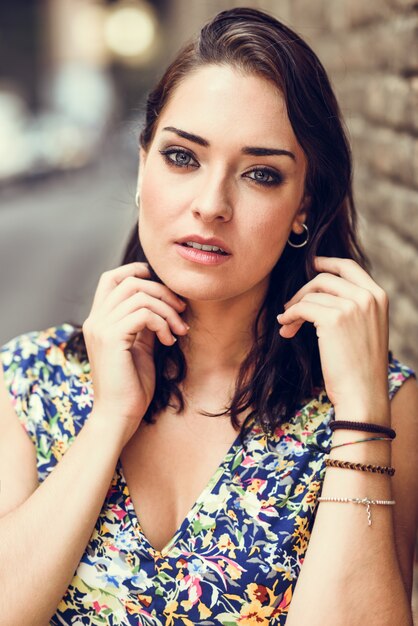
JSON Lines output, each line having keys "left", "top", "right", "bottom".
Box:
{"left": 301, "top": 480, "right": 322, "bottom": 510}
{"left": 225, "top": 561, "right": 242, "bottom": 580}
{"left": 309, "top": 480, "right": 321, "bottom": 496}
{"left": 294, "top": 483, "right": 305, "bottom": 496}
{"left": 249, "top": 545, "right": 260, "bottom": 557}
{"left": 217, "top": 533, "right": 237, "bottom": 558}
{"left": 278, "top": 458, "right": 295, "bottom": 473}
{"left": 246, "top": 583, "right": 269, "bottom": 603}
{"left": 292, "top": 515, "right": 311, "bottom": 556}
{"left": 262, "top": 495, "right": 277, "bottom": 507}
{"left": 163, "top": 599, "right": 180, "bottom": 626}
{"left": 180, "top": 599, "right": 194, "bottom": 611}
{"left": 293, "top": 535, "right": 308, "bottom": 555}
{"left": 198, "top": 601, "right": 212, "bottom": 619}
{"left": 165, "top": 600, "right": 178, "bottom": 613}
{"left": 246, "top": 478, "right": 266, "bottom": 494}
{"left": 237, "top": 599, "right": 274, "bottom": 625}
{"left": 274, "top": 562, "right": 293, "bottom": 582}
{"left": 100, "top": 522, "right": 111, "bottom": 536}
{"left": 270, "top": 584, "right": 293, "bottom": 618}
{"left": 50, "top": 439, "right": 67, "bottom": 461}
{"left": 201, "top": 528, "right": 214, "bottom": 549}
{"left": 227, "top": 508, "right": 237, "bottom": 521}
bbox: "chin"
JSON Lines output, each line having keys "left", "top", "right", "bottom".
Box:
{"left": 169, "top": 276, "right": 236, "bottom": 301}
{"left": 143, "top": 245, "right": 263, "bottom": 303}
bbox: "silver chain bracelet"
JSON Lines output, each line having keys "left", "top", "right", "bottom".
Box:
{"left": 317, "top": 496, "right": 396, "bottom": 526}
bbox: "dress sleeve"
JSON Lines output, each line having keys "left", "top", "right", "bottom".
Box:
{"left": 0, "top": 329, "right": 41, "bottom": 448}
{"left": 0, "top": 323, "right": 88, "bottom": 482}
{"left": 388, "top": 351, "right": 416, "bottom": 401}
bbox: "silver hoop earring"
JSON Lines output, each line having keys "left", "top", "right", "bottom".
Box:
{"left": 135, "top": 191, "right": 140, "bottom": 208}
{"left": 287, "top": 223, "right": 309, "bottom": 248}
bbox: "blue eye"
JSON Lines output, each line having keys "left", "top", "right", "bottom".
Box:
{"left": 245, "top": 168, "right": 283, "bottom": 187}
{"left": 159, "top": 148, "right": 199, "bottom": 169}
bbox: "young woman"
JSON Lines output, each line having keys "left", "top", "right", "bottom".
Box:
{"left": 0, "top": 7, "right": 417, "bottom": 625}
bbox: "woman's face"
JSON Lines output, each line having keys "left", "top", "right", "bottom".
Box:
{"left": 137, "top": 64, "right": 308, "bottom": 302}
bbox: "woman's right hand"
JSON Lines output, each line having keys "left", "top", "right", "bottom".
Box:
{"left": 82, "top": 262, "right": 189, "bottom": 445}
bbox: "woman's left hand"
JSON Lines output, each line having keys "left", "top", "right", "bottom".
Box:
{"left": 277, "top": 256, "right": 390, "bottom": 420}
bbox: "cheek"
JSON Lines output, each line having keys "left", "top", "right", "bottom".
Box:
{"left": 239, "top": 207, "right": 293, "bottom": 263}
{"left": 140, "top": 173, "right": 167, "bottom": 227}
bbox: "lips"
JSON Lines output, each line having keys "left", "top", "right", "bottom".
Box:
{"left": 175, "top": 234, "right": 232, "bottom": 254}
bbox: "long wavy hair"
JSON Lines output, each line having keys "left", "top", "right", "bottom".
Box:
{"left": 65, "top": 7, "right": 368, "bottom": 440}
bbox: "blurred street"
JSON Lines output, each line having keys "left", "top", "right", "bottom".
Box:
{"left": 0, "top": 129, "right": 139, "bottom": 345}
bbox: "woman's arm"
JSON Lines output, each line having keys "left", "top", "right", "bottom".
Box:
{"left": 285, "top": 380, "right": 418, "bottom": 626}
{"left": 279, "top": 257, "right": 418, "bottom": 625}
{"left": 390, "top": 376, "right": 418, "bottom": 601}
{"left": 0, "top": 262, "right": 188, "bottom": 625}
{"left": 0, "top": 410, "right": 125, "bottom": 626}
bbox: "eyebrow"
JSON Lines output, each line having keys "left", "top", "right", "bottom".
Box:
{"left": 162, "top": 126, "right": 296, "bottom": 161}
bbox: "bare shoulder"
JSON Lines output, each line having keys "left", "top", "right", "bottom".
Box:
{"left": 0, "top": 359, "right": 39, "bottom": 518}
{"left": 390, "top": 376, "right": 418, "bottom": 601}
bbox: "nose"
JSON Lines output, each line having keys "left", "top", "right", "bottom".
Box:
{"left": 190, "top": 171, "right": 233, "bottom": 223}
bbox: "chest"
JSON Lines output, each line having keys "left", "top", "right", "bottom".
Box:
{"left": 119, "top": 408, "right": 241, "bottom": 552}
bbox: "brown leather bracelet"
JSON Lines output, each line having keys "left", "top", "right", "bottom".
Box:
{"left": 330, "top": 420, "right": 396, "bottom": 439}
{"left": 325, "top": 458, "right": 395, "bottom": 476}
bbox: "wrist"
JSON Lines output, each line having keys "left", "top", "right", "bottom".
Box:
{"left": 333, "top": 401, "right": 391, "bottom": 426}
{"left": 86, "top": 411, "right": 132, "bottom": 451}
{"left": 329, "top": 429, "right": 392, "bottom": 464}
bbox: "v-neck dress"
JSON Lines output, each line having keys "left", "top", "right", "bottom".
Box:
{"left": 1, "top": 323, "right": 415, "bottom": 625}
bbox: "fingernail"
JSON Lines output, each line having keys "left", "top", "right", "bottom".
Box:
{"left": 276, "top": 313, "right": 284, "bottom": 321}
{"left": 183, "top": 323, "right": 190, "bottom": 330}
{"left": 172, "top": 337, "right": 177, "bottom": 343}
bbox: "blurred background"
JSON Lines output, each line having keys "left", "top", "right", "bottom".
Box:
{"left": 0, "top": 0, "right": 417, "bottom": 615}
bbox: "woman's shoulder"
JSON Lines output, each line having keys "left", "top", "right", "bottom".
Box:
{"left": 0, "top": 323, "right": 91, "bottom": 480}
{"left": 0, "top": 322, "right": 88, "bottom": 382}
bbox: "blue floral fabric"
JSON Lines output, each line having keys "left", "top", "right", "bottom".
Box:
{"left": 0, "top": 323, "right": 414, "bottom": 625}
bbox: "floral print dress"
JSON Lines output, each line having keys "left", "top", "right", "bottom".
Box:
{"left": 1, "top": 323, "right": 414, "bottom": 625}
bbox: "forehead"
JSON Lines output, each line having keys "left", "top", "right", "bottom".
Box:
{"left": 155, "top": 64, "right": 301, "bottom": 153}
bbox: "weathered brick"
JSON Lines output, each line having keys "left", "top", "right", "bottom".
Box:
{"left": 341, "top": 0, "right": 392, "bottom": 28}
{"left": 337, "top": 74, "right": 418, "bottom": 133}
{"left": 355, "top": 173, "right": 418, "bottom": 247}
{"left": 256, "top": 0, "right": 293, "bottom": 24}
{"left": 361, "top": 221, "right": 418, "bottom": 307}
{"left": 314, "top": 15, "right": 418, "bottom": 74}
{"left": 349, "top": 119, "right": 418, "bottom": 189}
{"left": 385, "top": 0, "right": 418, "bottom": 10}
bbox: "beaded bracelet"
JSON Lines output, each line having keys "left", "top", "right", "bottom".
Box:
{"left": 329, "top": 436, "right": 392, "bottom": 450}
{"left": 325, "top": 458, "right": 395, "bottom": 476}
{"left": 317, "top": 496, "right": 396, "bottom": 526}
{"left": 330, "top": 420, "right": 396, "bottom": 440}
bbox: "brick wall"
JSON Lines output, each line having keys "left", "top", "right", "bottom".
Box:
{"left": 167, "top": 0, "right": 418, "bottom": 373}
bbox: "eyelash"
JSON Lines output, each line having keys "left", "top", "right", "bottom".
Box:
{"left": 158, "top": 147, "right": 284, "bottom": 187}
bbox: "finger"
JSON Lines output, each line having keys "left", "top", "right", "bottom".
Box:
{"left": 99, "top": 275, "right": 187, "bottom": 316}
{"left": 293, "top": 292, "right": 351, "bottom": 309}
{"left": 277, "top": 300, "right": 334, "bottom": 337}
{"left": 313, "top": 257, "right": 384, "bottom": 298}
{"left": 281, "top": 292, "right": 359, "bottom": 338}
{"left": 92, "top": 263, "right": 152, "bottom": 309}
{"left": 107, "top": 291, "right": 189, "bottom": 336}
{"left": 116, "top": 308, "right": 177, "bottom": 346}
{"left": 284, "top": 273, "right": 373, "bottom": 311}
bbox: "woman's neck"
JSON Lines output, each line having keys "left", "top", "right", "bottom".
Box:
{"left": 179, "top": 279, "right": 268, "bottom": 378}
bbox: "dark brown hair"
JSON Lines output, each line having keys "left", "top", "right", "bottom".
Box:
{"left": 65, "top": 7, "right": 368, "bottom": 441}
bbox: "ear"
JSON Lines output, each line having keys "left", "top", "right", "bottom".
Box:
{"left": 290, "top": 192, "right": 311, "bottom": 235}
{"left": 136, "top": 147, "right": 148, "bottom": 198}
